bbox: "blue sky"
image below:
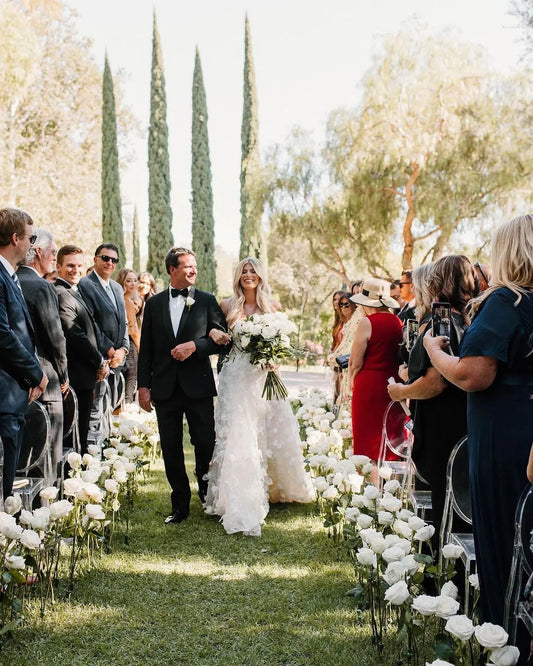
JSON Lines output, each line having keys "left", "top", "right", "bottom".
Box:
{"left": 69, "top": 0, "right": 524, "bottom": 257}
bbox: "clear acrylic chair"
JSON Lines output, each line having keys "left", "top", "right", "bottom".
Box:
{"left": 504, "top": 484, "right": 533, "bottom": 644}
{"left": 61, "top": 386, "right": 81, "bottom": 488}
{"left": 14, "top": 400, "right": 51, "bottom": 509}
{"left": 439, "top": 435, "right": 476, "bottom": 615}
{"left": 377, "top": 401, "right": 414, "bottom": 499}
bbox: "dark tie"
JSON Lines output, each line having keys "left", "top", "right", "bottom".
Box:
{"left": 171, "top": 288, "right": 189, "bottom": 298}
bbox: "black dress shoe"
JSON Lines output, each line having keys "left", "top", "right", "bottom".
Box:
{"left": 164, "top": 511, "right": 189, "bottom": 525}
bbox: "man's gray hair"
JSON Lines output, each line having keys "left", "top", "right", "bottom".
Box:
{"left": 24, "top": 228, "right": 54, "bottom": 265}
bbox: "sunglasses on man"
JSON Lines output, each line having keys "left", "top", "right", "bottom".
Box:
{"left": 96, "top": 254, "right": 119, "bottom": 264}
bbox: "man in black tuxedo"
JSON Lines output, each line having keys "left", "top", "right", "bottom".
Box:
{"left": 18, "top": 229, "right": 69, "bottom": 482}
{"left": 0, "top": 209, "right": 48, "bottom": 498}
{"left": 78, "top": 243, "right": 129, "bottom": 438}
{"left": 55, "top": 245, "right": 109, "bottom": 453}
{"left": 137, "top": 247, "right": 227, "bottom": 524}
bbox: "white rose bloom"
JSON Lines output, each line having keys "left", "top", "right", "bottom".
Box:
{"left": 468, "top": 574, "right": 480, "bottom": 590}
{"left": 382, "top": 546, "right": 405, "bottom": 563}
{"left": 350, "top": 494, "right": 365, "bottom": 508}
{"left": 356, "top": 547, "right": 376, "bottom": 567}
{"left": 85, "top": 504, "right": 106, "bottom": 521}
{"left": 109, "top": 437, "right": 121, "bottom": 448}
{"left": 345, "top": 507, "right": 359, "bottom": 523}
{"left": 124, "top": 462, "right": 136, "bottom": 474}
{"left": 31, "top": 507, "right": 50, "bottom": 531}
{"left": 445, "top": 615, "right": 475, "bottom": 641}
{"left": 1, "top": 518, "right": 23, "bottom": 540}
{"left": 131, "top": 446, "right": 144, "bottom": 458}
{"left": 399, "top": 508, "right": 414, "bottom": 520}
{"left": 435, "top": 595, "right": 460, "bottom": 619}
{"left": 442, "top": 543, "right": 465, "bottom": 560}
{"left": 20, "top": 529, "right": 41, "bottom": 550}
{"left": 395, "top": 538, "right": 412, "bottom": 556}
{"left": 114, "top": 468, "right": 128, "bottom": 483}
{"left": 425, "top": 660, "right": 454, "bottom": 666}
{"left": 379, "top": 494, "right": 402, "bottom": 513}
{"left": 352, "top": 454, "right": 371, "bottom": 467}
{"left": 414, "top": 525, "right": 435, "bottom": 542}
{"left": 368, "top": 535, "right": 388, "bottom": 554}
{"left": 82, "top": 453, "right": 94, "bottom": 466}
{"left": 82, "top": 468, "right": 102, "bottom": 484}
{"left": 313, "top": 477, "right": 329, "bottom": 492}
{"left": 384, "top": 580, "right": 410, "bottom": 605}
{"left": 104, "top": 479, "right": 119, "bottom": 494}
{"left": 77, "top": 482, "right": 104, "bottom": 503}
{"left": 40, "top": 486, "right": 59, "bottom": 501}
{"left": 5, "top": 554, "right": 26, "bottom": 570}
{"left": 363, "top": 485, "right": 380, "bottom": 500}
{"left": 19, "top": 509, "right": 33, "bottom": 526}
{"left": 412, "top": 594, "right": 439, "bottom": 616}
{"left": 474, "top": 623, "right": 509, "bottom": 649}
{"left": 401, "top": 554, "right": 422, "bottom": 576}
{"left": 67, "top": 451, "right": 82, "bottom": 469}
{"left": 384, "top": 534, "right": 401, "bottom": 547}
{"left": 393, "top": 519, "right": 413, "bottom": 539}
{"left": 332, "top": 472, "right": 344, "bottom": 488}
{"left": 250, "top": 323, "right": 262, "bottom": 336}
{"left": 117, "top": 442, "right": 128, "bottom": 453}
{"left": 347, "top": 473, "right": 365, "bottom": 494}
{"left": 362, "top": 463, "right": 374, "bottom": 476}
{"left": 441, "top": 581, "right": 459, "bottom": 600}
{"left": 357, "top": 514, "right": 373, "bottom": 529}
{"left": 4, "top": 493, "right": 22, "bottom": 516}
{"left": 49, "top": 500, "right": 74, "bottom": 521}
{"left": 383, "top": 561, "right": 407, "bottom": 586}
{"left": 407, "top": 515, "right": 426, "bottom": 531}
{"left": 63, "top": 477, "right": 83, "bottom": 497}
{"left": 378, "top": 466, "right": 393, "bottom": 480}
{"left": 488, "top": 646, "right": 520, "bottom": 665}
{"left": 359, "top": 527, "right": 379, "bottom": 544}
{"left": 103, "top": 447, "right": 117, "bottom": 460}
{"left": 378, "top": 511, "right": 394, "bottom": 526}
{"left": 339, "top": 428, "right": 352, "bottom": 439}
{"left": 87, "top": 444, "right": 101, "bottom": 456}
{"left": 322, "top": 485, "right": 339, "bottom": 500}
{"left": 383, "top": 479, "right": 401, "bottom": 494}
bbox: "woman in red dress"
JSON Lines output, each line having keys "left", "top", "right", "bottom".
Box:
{"left": 348, "top": 278, "right": 403, "bottom": 478}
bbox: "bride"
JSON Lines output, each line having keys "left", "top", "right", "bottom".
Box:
{"left": 204, "top": 257, "right": 314, "bottom": 536}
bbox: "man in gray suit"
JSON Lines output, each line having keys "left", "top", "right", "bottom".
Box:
{"left": 0, "top": 209, "right": 48, "bottom": 498}
{"left": 78, "top": 243, "right": 128, "bottom": 439}
{"left": 18, "top": 229, "right": 69, "bottom": 482}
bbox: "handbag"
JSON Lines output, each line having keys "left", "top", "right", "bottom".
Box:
{"left": 335, "top": 354, "right": 350, "bottom": 370}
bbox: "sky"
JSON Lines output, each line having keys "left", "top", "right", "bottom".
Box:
{"left": 68, "top": 0, "right": 524, "bottom": 258}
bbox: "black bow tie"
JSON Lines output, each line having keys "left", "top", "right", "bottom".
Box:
{"left": 171, "top": 288, "right": 189, "bottom": 298}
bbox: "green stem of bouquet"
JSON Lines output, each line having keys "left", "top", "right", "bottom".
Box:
{"left": 261, "top": 370, "right": 288, "bottom": 401}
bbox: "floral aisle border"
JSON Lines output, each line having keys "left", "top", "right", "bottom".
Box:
{"left": 0, "top": 406, "right": 159, "bottom": 644}
{"left": 292, "top": 387, "right": 520, "bottom": 666}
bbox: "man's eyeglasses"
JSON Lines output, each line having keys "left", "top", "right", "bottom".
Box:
{"left": 96, "top": 254, "right": 119, "bottom": 264}
{"left": 473, "top": 262, "right": 489, "bottom": 285}
{"left": 339, "top": 302, "right": 352, "bottom": 308}
{"left": 400, "top": 282, "right": 412, "bottom": 287}
{"left": 17, "top": 233, "right": 37, "bottom": 245}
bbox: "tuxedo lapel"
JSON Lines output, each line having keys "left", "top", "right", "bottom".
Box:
{"left": 161, "top": 291, "right": 175, "bottom": 344}
{"left": 8, "top": 268, "right": 34, "bottom": 334}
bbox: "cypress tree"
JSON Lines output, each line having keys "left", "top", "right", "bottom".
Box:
{"left": 147, "top": 12, "right": 173, "bottom": 284}
{"left": 239, "top": 15, "right": 265, "bottom": 265}
{"left": 191, "top": 48, "right": 216, "bottom": 294}
{"left": 101, "top": 53, "right": 126, "bottom": 267}
{"left": 132, "top": 204, "right": 141, "bottom": 273}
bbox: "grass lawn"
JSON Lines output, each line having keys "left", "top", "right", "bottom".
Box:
{"left": 2, "top": 444, "right": 413, "bottom": 666}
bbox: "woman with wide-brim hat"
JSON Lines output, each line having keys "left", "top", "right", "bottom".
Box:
{"left": 348, "top": 277, "right": 403, "bottom": 480}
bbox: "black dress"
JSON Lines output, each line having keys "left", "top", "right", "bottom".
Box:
{"left": 460, "top": 287, "right": 533, "bottom": 663}
{"left": 408, "top": 312, "right": 469, "bottom": 546}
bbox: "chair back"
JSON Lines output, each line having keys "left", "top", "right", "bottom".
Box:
{"left": 107, "top": 371, "right": 125, "bottom": 410}
{"left": 448, "top": 436, "right": 472, "bottom": 525}
{"left": 18, "top": 400, "right": 51, "bottom": 474}
{"left": 62, "top": 386, "right": 79, "bottom": 440}
{"left": 380, "top": 401, "right": 412, "bottom": 460}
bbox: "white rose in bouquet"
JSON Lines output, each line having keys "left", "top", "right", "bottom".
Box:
{"left": 67, "top": 451, "right": 82, "bottom": 469}
{"left": 347, "top": 473, "right": 364, "bottom": 494}
{"left": 395, "top": 538, "right": 412, "bottom": 556}
{"left": 359, "top": 527, "right": 379, "bottom": 544}
{"left": 103, "top": 447, "right": 117, "bottom": 460}
{"left": 82, "top": 453, "right": 95, "bottom": 466}
{"left": 5, "top": 554, "right": 26, "bottom": 570}
{"left": 383, "top": 561, "right": 407, "bottom": 586}
{"left": 383, "top": 479, "right": 401, "bottom": 494}
{"left": 379, "top": 494, "right": 402, "bottom": 513}
{"left": 357, "top": 514, "right": 373, "bottom": 529}
{"left": 435, "top": 594, "right": 460, "bottom": 619}
{"left": 49, "top": 500, "right": 74, "bottom": 521}
{"left": 363, "top": 485, "right": 380, "bottom": 500}
{"left": 407, "top": 515, "right": 426, "bottom": 531}
{"left": 393, "top": 519, "right": 413, "bottom": 539}
{"left": 384, "top": 580, "right": 410, "bottom": 605}
{"left": 82, "top": 468, "right": 102, "bottom": 484}
{"left": 77, "top": 482, "right": 104, "bottom": 503}
{"left": 412, "top": 594, "right": 439, "bottom": 616}
{"left": 382, "top": 546, "right": 405, "bottom": 563}
{"left": 261, "top": 324, "right": 277, "bottom": 340}
{"left": 352, "top": 454, "right": 371, "bottom": 467}
{"left": 445, "top": 615, "right": 474, "bottom": 641}
{"left": 20, "top": 529, "right": 41, "bottom": 550}
{"left": 4, "top": 493, "right": 22, "bottom": 516}
{"left": 368, "top": 535, "right": 388, "bottom": 554}
{"left": 313, "top": 477, "right": 329, "bottom": 492}
{"left": 378, "top": 466, "right": 393, "bottom": 480}
{"left": 441, "top": 581, "right": 459, "bottom": 600}
{"left": 442, "top": 543, "right": 464, "bottom": 560}
{"left": 378, "top": 511, "right": 394, "bottom": 526}
{"left": 356, "top": 547, "right": 376, "bottom": 567}
{"left": 63, "top": 477, "right": 83, "bottom": 497}
{"left": 0, "top": 515, "right": 23, "bottom": 540}
{"left": 19, "top": 509, "right": 33, "bottom": 526}
{"left": 488, "top": 646, "right": 520, "bottom": 665}
{"left": 384, "top": 534, "right": 401, "bottom": 547}
{"left": 31, "top": 507, "right": 50, "bottom": 531}
{"left": 399, "top": 508, "right": 414, "bottom": 520}
{"left": 351, "top": 494, "right": 365, "bottom": 508}
{"left": 85, "top": 504, "right": 106, "bottom": 521}
{"left": 401, "top": 554, "right": 422, "bottom": 576}
{"left": 345, "top": 507, "right": 359, "bottom": 522}
{"left": 40, "top": 486, "right": 59, "bottom": 502}
{"left": 474, "top": 623, "right": 509, "bottom": 649}
{"left": 414, "top": 524, "right": 435, "bottom": 542}
{"left": 87, "top": 444, "right": 101, "bottom": 456}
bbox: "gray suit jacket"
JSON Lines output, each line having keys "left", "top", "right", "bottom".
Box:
{"left": 78, "top": 271, "right": 129, "bottom": 358}
{"left": 17, "top": 265, "right": 68, "bottom": 403}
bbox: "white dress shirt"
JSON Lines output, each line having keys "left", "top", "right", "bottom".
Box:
{"left": 169, "top": 286, "right": 189, "bottom": 336}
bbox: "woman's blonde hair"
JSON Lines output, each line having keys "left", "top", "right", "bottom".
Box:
{"left": 412, "top": 262, "right": 435, "bottom": 322}
{"left": 225, "top": 257, "right": 275, "bottom": 328}
{"left": 470, "top": 214, "right": 533, "bottom": 315}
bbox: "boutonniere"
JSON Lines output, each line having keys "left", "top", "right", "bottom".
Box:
{"left": 185, "top": 296, "right": 195, "bottom": 310}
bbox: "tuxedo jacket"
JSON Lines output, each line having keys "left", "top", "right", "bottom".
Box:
{"left": 78, "top": 271, "right": 129, "bottom": 357}
{"left": 18, "top": 265, "right": 68, "bottom": 403}
{"left": 55, "top": 278, "right": 104, "bottom": 390}
{"left": 0, "top": 261, "right": 43, "bottom": 414}
{"left": 137, "top": 287, "right": 227, "bottom": 401}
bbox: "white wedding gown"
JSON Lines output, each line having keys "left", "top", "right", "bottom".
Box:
{"left": 204, "top": 348, "right": 314, "bottom": 536}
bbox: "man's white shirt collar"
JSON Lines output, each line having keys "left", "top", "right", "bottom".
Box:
{"left": 0, "top": 254, "right": 15, "bottom": 277}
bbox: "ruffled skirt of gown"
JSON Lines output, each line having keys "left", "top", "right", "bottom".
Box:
{"left": 204, "top": 352, "right": 314, "bottom": 536}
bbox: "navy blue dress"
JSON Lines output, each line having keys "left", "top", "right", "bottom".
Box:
{"left": 460, "top": 288, "right": 533, "bottom": 650}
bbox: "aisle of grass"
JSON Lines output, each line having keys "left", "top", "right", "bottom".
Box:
{"left": 3, "top": 445, "right": 403, "bottom": 666}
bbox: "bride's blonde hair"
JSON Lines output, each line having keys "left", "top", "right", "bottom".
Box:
{"left": 225, "top": 257, "right": 275, "bottom": 328}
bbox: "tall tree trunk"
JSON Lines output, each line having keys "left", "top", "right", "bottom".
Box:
{"left": 401, "top": 162, "right": 420, "bottom": 270}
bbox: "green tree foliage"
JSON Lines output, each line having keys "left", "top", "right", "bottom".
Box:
{"left": 239, "top": 16, "right": 265, "bottom": 265}
{"left": 267, "top": 25, "right": 533, "bottom": 276}
{"left": 147, "top": 12, "right": 173, "bottom": 285}
{"left": 132, "top": 204, "right": 141, "bottom": 273}
{"left": 0, "top": 0, "right": 133, "bottom": 254}
{"left": 191, "top": 48, "right": 216, "bottom": 294}
{"left": 101, "top": 53, "right": 125, "bottom": 267}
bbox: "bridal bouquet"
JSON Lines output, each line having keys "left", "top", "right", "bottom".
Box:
{"left": 233, "top": 312, "right": 297, "bottom": 400}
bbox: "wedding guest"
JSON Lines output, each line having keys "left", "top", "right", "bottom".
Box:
{"left": 473, "top": 261, "right": 492, "bottom": 293}
{"left": 351, "top": 280, "right": 362, "bottom": 296}
{"left": 390, "top": 279, "right": 402, "bottom": 304}
{"left": 397, "top": 271, "right": 416, "bottom": 322}
{"left": 348, "top": 278, "right": 402, "bottom": 480}
{"left": 388, "top": 256, "right": 477, "bottom": 549}
{"left": 332, "top": 292, "right": 361, "bottom": 409}
{"left": 138, "top": 271, "right": 158, "bottom": 302}
{"left": 328, "top": 290, "right": 347, "bottom": 402}
{"left": 424, "top": 214, "right": 533, "bottom": 664}
{"left": 116, "top": 268, "right": 141, "bottom": 404}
